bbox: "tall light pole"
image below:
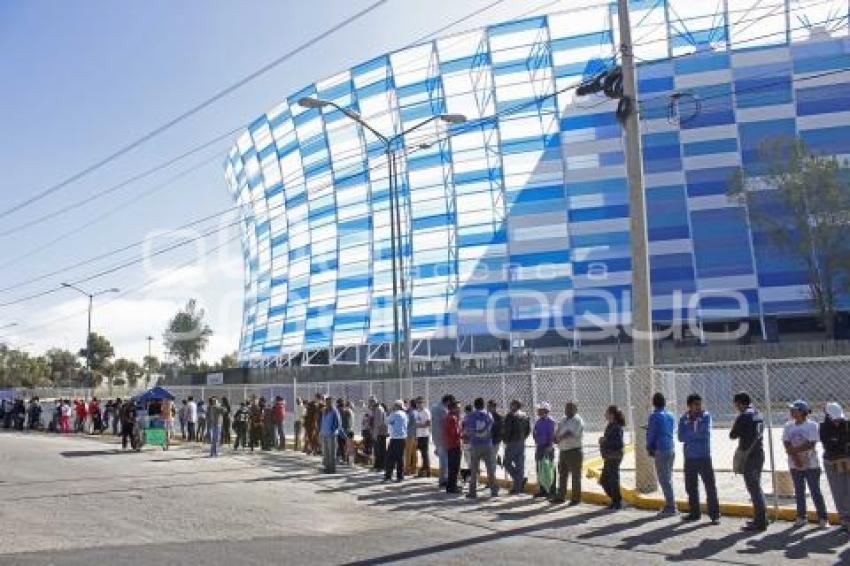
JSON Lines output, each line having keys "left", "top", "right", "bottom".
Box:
{"left": 146, "top": 335, "right": 154, "bottom": 384}
{"left": 298, "top": 96, "right": 465, "bottom": 381}
{"left": 617, "top": 0, "right": 656, "bottom": 493}
{"left": 61, "top": 283, "right": 120, "bottom": 384}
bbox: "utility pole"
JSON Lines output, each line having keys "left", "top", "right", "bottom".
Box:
{"left": 146, "top": 335, "right": 154, "bottom": 384}
{"left": 617, "top": 0, "right": 657, "bottom": 493}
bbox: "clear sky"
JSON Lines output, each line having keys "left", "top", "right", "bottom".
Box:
{"left": 0, "top": 0, "right": 586, "bottom": 364}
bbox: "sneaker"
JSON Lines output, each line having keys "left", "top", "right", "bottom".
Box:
{"left": 681, "top": 514, "right": 700, "bottom": 522}
{"left": 657, "top": 508, "right": 676, "bottom": 516}
{"left": 794, "top": 517, "right": 808, "bottom": 527}
{"left": 466, "top": 493, "right": 477, "bottom": 500}
{"left": 533, "top": 492, "right": 548, "bottom": 499}
{"left": 742, "top": 522, "right": 767, "bottom": 533}
{"left": 818, "top": 518, "right": 828, "bottom": 529}
{"left": 446, "top": 487, "right": 462, "bottom": 494}
{"left": 710, "top": 518, "right": 721, "bottom": 526}
{"left": 549, "top": 497, "right": 566, "bottom": 505}
{"left": 568, "top": 500, "right": 581, "bottom": 507}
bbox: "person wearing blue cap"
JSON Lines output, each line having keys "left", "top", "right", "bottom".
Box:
{"left": 783, "top": 399, "right": 829, "bottom": 527}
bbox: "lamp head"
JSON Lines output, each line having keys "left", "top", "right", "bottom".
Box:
{"left": 297, "top": 97, "right": 328, "bottom": 109}
{"left": 439, "top": 113, "right": 467, "bottom": 125}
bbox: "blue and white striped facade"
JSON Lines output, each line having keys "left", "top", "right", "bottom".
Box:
{"left": 225, "top": 1, "right": 850, "bottom": 364}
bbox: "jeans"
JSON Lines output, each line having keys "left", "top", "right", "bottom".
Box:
{"left": 601, "top": 457, "right": 622, "bottom": 505}
{"left": 416, "top": 437, "right": 431, "bottom": 474}
{"left": 321, "top": 435, "right": 337, "bottom": 473}
{"left": 384, "top": 438, "right": 405, "bottom": 481}
{"left": 234, "top": 423, "right": 247, "bottom": 449}
{"left": 275, "top": 422, "right": 285, "bottom": 449}
{"left": 373, "top": 435, "right": 387, "bottom": 470}
{"left": 825, "top": 461, "right": 850, "bottom": 522}
{"left": 654, "top": 451, "right": 676, "bottom": 511}
{"left": 294, "top": 421, "right": 302, "bottom": 450}
{"left": 468, "top": 444, "right": 497, "bottom": 497}
{"left": 209, "top": 425, "right": 221, "bottom": 457}
{"left": 437, "top": 444, "right": 448, "bottom": 483}
{"left": 684, "top": 458, "right": 720, "bottom": 520}
{"left": 197, "top": 418, "right": 206, "bottom": 442}
{"left": 121, "top": 422, "right": 134, "bottom": 450}
{"left": 743, "top": 449, "right": 767, "bottom": 527}
{"left": 557, "top": 448, "right": 583, "bottom": 502}
{"left": 447, "top": 446, "right": 461, "bottom": 491}
{"left": 535, "top": 445, "right": 556, "bottom": 495}
{"left": 187, "top": 421, "right": 196, "bottom": 442}
{"left": 504, "top": 440, "right": 526, "bottom": 492}
{"left": 791, "top": 468, "right": 828, "bottom": 520}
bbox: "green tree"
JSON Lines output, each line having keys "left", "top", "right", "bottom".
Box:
{"left": 731, "top": 136, "right": 850, "bottom": 338}
{"left": 113, "top": 358, "right": 143, "bottom": 389}
{"left": 0, "top": 347, "right": 51, "bottom": 388}
{"left": 78, "top": 332, "right": 114, "bottom": 386}
{"left": 45, "top": 348, "right": 80, "bottom": 386}
{"left": 163, "top": 299, "right": 213, "bottom": 368}
{"left": 143, "top": 355, "right": 161, "bottom": 385}
{"left": 216, "top": 351, "right": 238, "bottom": 370}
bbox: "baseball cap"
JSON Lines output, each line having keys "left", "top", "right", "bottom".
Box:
{"left": 789, "top": 399, "right": 810, "bottom": 413}
{"left": 538, "top": 402, "right": 551, "bottom": 412}
{"left": 826, "top": 402, "right": 845, "bottom": 420}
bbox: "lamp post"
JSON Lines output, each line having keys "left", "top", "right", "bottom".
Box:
{"left": 298, "top": 96, "right": 465, "bottom": 381}
{"left": 61, "top": 283, "right": 119, "bottom": 384}
{"left": 146, "top": 335, "right": 154, "bottom": 385}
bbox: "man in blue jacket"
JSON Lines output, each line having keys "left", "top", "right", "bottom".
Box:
{"left": 678, "top": 393, "right": 720, "bottom": 524}
{"left": 647, "top": 392, "right": 676, "bottom": 514}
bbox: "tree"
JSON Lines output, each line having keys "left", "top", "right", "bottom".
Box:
{"left": 731, "top": 136, "right": 850, "bottom": 338}
{"left": 45, "top": 348, "right": 80, "bottom": 386}
{"left": 0, "top": 346, "right": 51, "bottom": 388}
{"left": 163, "top": 299, "right": 213, "bottom": 368}
{"left": 216, "top": 351, "right": 238, "bottom": 370}
{"left": 113, "top": 358, "right": 144, "bottom": 389}
{"left": 78, "top": 332, "right": 114, "bottom": 386}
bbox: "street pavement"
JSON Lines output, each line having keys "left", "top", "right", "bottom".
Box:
{"left": 0, "top": 431, "right": 848, "bottom": 565}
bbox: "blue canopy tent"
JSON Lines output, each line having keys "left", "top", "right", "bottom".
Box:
{"left": 134, "top": 386, "right": 175, "bottom": 403}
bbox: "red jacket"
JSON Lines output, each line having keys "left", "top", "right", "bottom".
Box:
{"left": 273, "top": 401, "right": 286, "bottom": 424}
{"left": 444, "top": 412, "right": 462, "bottom": 449}
{"left": 75, "top": 402, "right": 87, "bottom": 418}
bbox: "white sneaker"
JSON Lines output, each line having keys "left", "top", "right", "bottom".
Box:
{"left": 818, "top": 519, "right": 828, "bottom": 529}
{"left": 794, "top": 517, "right": 808, "bottom": 527}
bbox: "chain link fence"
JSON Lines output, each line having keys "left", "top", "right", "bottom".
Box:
{"left": 7, "top": 355, "right": 849, "bottom": 515}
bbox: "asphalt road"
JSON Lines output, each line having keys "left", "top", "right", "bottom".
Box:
{"left": 0, "top": 431, "right": 848, "bottom": 565}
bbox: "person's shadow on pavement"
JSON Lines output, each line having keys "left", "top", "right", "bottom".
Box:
{"left": 665, "top": 530, "right": 752, "bottom": 562}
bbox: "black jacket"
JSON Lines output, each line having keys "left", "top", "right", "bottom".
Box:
{"left": 502, "top": 411, "right": 530, "bottom": 443}
{"left": 729, "top": 407, "right": 764, "bottom": 453}
{"left": 820, "top": 418, "right": 850, "bottom": 460}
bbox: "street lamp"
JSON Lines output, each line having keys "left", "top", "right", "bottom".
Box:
{"left": 298, "top": 97, "right": 466, "bottom": 381}
{"left": 61, "top": 283, "right": 120, "bottom": 381}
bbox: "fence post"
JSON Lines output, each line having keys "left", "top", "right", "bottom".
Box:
{"left": 608, "top": 356, "right": 615, "bottom": 404}
{"left": 530, "top": 359, "right": 538, "bottom": 410}
{"left": 570, "top": 366, "right": 577, "bottom": 402}
{"left": 293, "top": 376, "right": 298, "bottom": 405}
{"left": 623, "top": 362, "right": 634, "bottom": 447}
{"left": 762, "top": 358, "right": 780, "bottom": 522}
{"left": 501, "top": 373, "right": 507, "bottom": 409}
{"left": 425, "top": 376, "right": 430, "bottom": 406}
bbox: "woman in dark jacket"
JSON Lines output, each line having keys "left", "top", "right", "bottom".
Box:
{"left": 820, "top": 402, "right": 850, "bottom": 530}
{"left": 600, "top": 405, "right": 626, "bottom": 510}
{"left": 221, "top": 397, "right": 232, "bottom": 445}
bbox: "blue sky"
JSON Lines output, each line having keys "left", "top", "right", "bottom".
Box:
{"left": 0, "top": 0, "right": 583, "bottom": 363}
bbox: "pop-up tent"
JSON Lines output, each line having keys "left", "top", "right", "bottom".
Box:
{"left": 134, "top": 386, "right": 175, "bottom": 403}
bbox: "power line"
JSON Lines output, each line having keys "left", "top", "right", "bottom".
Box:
{"left": 0, "top": 0, "right": 389, "bottom": 222}
{"left": 0, "top": 149, "right": 226, "bottom": 272}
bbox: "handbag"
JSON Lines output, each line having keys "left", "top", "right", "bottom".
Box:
{"left": 538, "top": 457, "right": 555, "bottom": 492}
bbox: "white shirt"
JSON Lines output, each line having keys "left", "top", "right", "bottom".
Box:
{"left": 556, "top": 415, "right": 584, "bottom": 451}
{"left": 186, "top": 401, "right": 198, "bottom": 424}
{"left": 783, "top": 419, "right": 820, "bottom": 470}
{"left": 415, "top": 408, "right": 431, "bottom": 438}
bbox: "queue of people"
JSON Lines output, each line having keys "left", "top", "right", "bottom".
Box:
{"left": 4, "top": 387, "right": 848, "bottom": 532}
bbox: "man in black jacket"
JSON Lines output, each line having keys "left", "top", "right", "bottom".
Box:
{"left": 502, "top": 400, "right": 531, "bottom": 494}
{"left": 730, "top": 391, "right": 767, "bottom": 532}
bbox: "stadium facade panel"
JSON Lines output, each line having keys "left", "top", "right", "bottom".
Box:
{"left": 225, "top": 1, "right": 850, "bottom": 364}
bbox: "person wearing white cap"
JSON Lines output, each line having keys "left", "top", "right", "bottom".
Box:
{"left": 532, "top": 402, "right": 557, "bottom": 498}
{"left": 821, "top": 402, "right": 850, "bottom": 530}
{"left": 783, "top": 399, "right": 829, "bottom": 527}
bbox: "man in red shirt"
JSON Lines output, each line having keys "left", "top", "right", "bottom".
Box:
{"left": 444, "top": 400, "right": 463, "bottom": 494}
{"left": 273, "top": 396, "right": 287, "bottom": 450}
{"left": 75, "top": 399, "right": 88, "bottom": 433}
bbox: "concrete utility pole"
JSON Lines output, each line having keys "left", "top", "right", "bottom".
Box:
{"left": 617, "top": 0, "right": 657, "bottom": 493}
{"left": 146, "top": 335, "right": 154, "bottom": 384}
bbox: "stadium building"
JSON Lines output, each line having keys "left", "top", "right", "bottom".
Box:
{"left": 225, "top": 1, "right": 850, "bottom": 366}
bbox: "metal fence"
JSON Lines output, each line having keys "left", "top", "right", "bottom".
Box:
{"left": 7, "top": 356, "right": 848, "bottom": 513}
